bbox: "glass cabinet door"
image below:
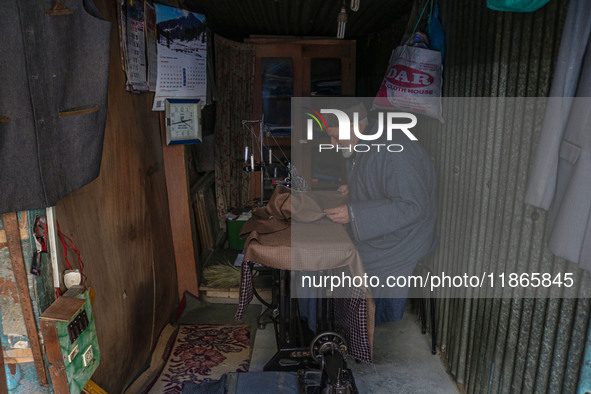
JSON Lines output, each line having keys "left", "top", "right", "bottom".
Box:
{"left": 310, "top": 58, "right": 342, "bottom": 96}
{"left": 262, "top": 57, "right": 293, "bottom": 135}
{"left": 247, "top": 39, "right": 356, "bottom": 198}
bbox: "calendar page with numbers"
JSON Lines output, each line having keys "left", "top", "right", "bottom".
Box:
{"left": 152, "top": 4, "right": 207, "bottom": 111}
{"left": 125, "top": 1, "right": 148, "bottom": 92}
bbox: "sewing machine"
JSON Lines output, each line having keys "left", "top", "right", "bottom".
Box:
{"left": 250, "top": 269, "right": 358, "bottom": 394}
{"left": 298, "top": 332, "right": 358, "bottom": 394}
{"left": 237, "top": 187, "right": 373, "bottom": 393}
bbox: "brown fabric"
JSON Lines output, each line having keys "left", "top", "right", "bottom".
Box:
{"left": 241, "top": 220, "right": 374, "bottom": 355}
{"left": 239, "top": 187, "right": 374, "bottom": 354}
{"left": 253, "top": 185, "right": 350, "bottom": 223}
{"left": 242, "top": 219, "right": 367, "bottom": 276}
{"left": 265, "top": 185, "right": 292, "bottom": 220}
{"left": 240, "top": 207, "right": 288, "bottom": 237}
{"left": 291, "top": 189, "right": 350, "bottom": 223}
{"left": 239, "top": 187, "right": 362, "bottom": 279}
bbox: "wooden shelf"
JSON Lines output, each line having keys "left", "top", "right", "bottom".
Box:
{"left": 263, "top": 136, "right": 291, "bottom": 146}
{"left": 262, "top": 95, "right": 292, "bottom": 99}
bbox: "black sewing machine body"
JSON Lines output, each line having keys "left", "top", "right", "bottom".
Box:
{"left": 252, "top": 264, "right": 359, "bottom": 393}
{"left": 297, "top": 332, "right": 359, "bottom": 394}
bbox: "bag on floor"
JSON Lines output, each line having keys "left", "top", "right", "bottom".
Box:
{"left": 373, "top": 44, "right": 444, "bottom": 123}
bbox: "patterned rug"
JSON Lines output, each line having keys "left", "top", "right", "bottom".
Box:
{"left": 147, "top": 324, "right": 251, "bottom": 394}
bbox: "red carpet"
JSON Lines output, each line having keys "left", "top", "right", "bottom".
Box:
{"left": 147, "top": 324, "right": 251, "bottom": 393}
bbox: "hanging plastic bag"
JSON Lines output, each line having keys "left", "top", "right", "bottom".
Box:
{"left": 427, "top": 2, "right": 445, "bottom": 62}
{"left": 487, "top": 0, "right": 551, "bottom": 12}
{"left": 373, "top": 44, "right": 444, "bottom": 122}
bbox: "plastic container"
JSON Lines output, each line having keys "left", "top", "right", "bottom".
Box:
{"left": 227, "top": 219, "right": 247, "bottom": 251}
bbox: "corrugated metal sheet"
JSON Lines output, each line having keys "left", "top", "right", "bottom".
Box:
{"left": 181, "top": 0, "right": 412, "bottom": 40}
{"left": 413, "top": 0, "right": 591, "bottom": 392}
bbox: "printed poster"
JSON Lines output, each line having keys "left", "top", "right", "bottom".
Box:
{"left": 152, "top": 4, "right": 207, "bottom": 111}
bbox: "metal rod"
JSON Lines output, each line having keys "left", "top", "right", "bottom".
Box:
{"left": 260, "top": 115, "right": 264, "bottom": 205}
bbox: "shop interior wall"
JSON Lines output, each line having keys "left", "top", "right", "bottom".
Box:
{"left": 425, "top": 1, "right": 591, "bottom": 392}
{"left": 54, "top": 0, "right": 179, "bottom": 391}
{"left": 358, "top": 0, "right": 591, "bottom": 392}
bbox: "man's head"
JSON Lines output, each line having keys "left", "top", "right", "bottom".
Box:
{"left": 324, "top": 99, "right": 368, "bottom": 157}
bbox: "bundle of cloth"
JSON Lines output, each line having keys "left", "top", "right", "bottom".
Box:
{"left": 235, "top": 186, "right": 375, "bottom": 363}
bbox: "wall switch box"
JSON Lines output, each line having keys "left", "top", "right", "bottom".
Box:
{"left": 40, "top": 290, "right": 100, "bottom": 394}
{"left": 68, "top": 344, "right": 79, "bottom": 363}
{"left": 82, "top": 346, "right": 93, "bottom": 367}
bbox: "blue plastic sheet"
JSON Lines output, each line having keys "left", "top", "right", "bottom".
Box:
{"left": 487, "top": 0, "right": 551, "bottom": 12}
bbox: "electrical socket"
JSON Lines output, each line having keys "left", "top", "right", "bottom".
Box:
{"left": 64, "top": 270, "right": 81, "bottom": 289}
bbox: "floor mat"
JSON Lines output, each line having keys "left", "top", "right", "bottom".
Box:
{"left": 177, "top": 292, "right": 262, "bottom": 348}
{"left": 147, "top": 324, "right": 251, "bottom": 394}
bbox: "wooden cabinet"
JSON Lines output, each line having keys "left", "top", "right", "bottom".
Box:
{"left": 245, "top": 37, "right": 356, "bottom": 201}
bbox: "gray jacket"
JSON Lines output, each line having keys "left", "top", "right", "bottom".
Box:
{"left": 524, "top": 0, "right": 591, "bottom": 271}
{"left": 0, "top": 0, "right": 111, "bottom": 214}
{"left": 347, "top": 126, "right": 437, "bottom": 276}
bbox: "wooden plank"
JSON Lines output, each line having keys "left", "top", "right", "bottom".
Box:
{"left": 39, "top": 321, "right": 68, "bottom": 394}
{"left": 301, "top": 43, "right": 352, "bottom": 58}
{"left": 200, "top": 286, "right": 272, "bottom": 300}
{"left": 83, "top": 379, "right": 108, "bottom": 394}
{"left": 40, "top": 297, "right": 86, "bottom": 322}
{"left": 4, "top": 347, "right": 34, "bottom": 364}
{"left": 160, "top": 114, "right": 199, "bottom": 299}
{"left": 196, "top": 190, "right": 213, "bottom": 250}
{"left": 189, "top": 171, "right": 215, "bottom": 197}
{"left": 51, "top": 1, "right": 180, "bottom": 390}
{"left": 2, "top": 213, "right": 48, "bottom": 386}
{"left": 0, "top": 333, "right": 7, "bottom": 394}
{"left": 262, "top": 136, "right": 291, "bottom": 147}
{"left": 341, "top": 41, "right": 356, "bottom": 95}
{"left": 193, "top": 199, "right": 206, "bottom": 251}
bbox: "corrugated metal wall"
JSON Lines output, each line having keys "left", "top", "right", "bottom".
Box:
{"left": 412, "top": 0, "right": 591, "bottom": 392}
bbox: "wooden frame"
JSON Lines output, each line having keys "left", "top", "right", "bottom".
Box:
{"left": 190, "top": 171, "right": 224, "bottom": 259}
{"left": 2, "top": 212, "right": 48, "bottom": 387}
{"left": 245, "top": 37, "right": 356, "bottom": 199}
{"left": 160, "top": 113, "right": 199, "bottom": 299}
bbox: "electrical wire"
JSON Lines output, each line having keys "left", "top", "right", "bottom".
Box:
{"left": 56, "top": 220, "right": 87, "bottom": 285}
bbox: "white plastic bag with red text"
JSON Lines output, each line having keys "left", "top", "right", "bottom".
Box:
{"left": 373, "top": 45, "right": 443, "bottom": 122}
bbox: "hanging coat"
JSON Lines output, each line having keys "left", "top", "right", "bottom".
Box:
{"left": 0, "top": 0, "right": 111, "bottom": 214}
{"left": 524, "top": 0, "right": 591, "bottom": 271}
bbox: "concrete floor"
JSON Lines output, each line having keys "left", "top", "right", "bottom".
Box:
{"left": 249, "top": 309, "right": 459, "bottom": 393}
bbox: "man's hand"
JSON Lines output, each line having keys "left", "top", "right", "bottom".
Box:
{"left": 337, "top": 184, "right": 349, "bottom": 195}
{"left": 324, "top": 205, "right": 350, "bottom": 224}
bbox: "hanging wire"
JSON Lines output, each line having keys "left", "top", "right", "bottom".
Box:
{"left": 56, "top": 220, "right": 87, "bottom": 285}
{"left": 350, "top": 0, "right": 360, "bottom": 12}
{"left": 410, "top": 0, "right": 432, "bottom": 39}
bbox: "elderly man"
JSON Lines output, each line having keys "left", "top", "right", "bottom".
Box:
{"left": 323, "top": 101, "right": 438, "bottom": 325}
